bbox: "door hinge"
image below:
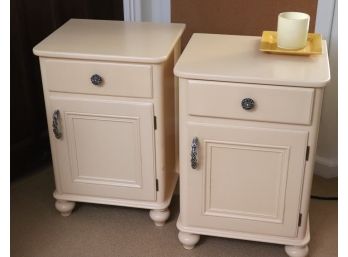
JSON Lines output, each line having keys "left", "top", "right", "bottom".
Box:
{"left": 306, "top": 146, "right": 310, "bottom": 161}
{"left": 156, "top": 179, "right": 159, "bottom": 191}
{"left": 298, "top": 213, "right": 302, "bottom": 227}
{"left": 154, "top": 116, "right": 157, "bottom": 130}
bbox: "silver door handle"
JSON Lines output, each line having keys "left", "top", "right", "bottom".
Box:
{"left": 52, "top": 110, "right": 62, "bottom": 139}
{"left": 191, "top": 137, "right": 199, "bottom": 169}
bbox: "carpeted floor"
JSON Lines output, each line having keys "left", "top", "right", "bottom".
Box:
{"left": 11, "top": 166, "right": 337, "bottom": 257}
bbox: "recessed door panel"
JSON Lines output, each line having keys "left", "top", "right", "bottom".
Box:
{"left": 182, "top": 123, "right": 308, "bottom": 237}
{"left": 49, "top": 96, "right": 156, "bottom": 201}
{"left": 205, "top": 141, "right": 289, "bottom": 223}
{"left": 67, "top": 113, "right": 142, "bottom": 188}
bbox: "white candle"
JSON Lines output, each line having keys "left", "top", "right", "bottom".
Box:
{"left": 277, "top": 12, "right": 310, "bottom": 49}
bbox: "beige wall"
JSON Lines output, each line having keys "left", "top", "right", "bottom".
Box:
{"left": 315, "top": 2, "right": 338, "bottom": 178}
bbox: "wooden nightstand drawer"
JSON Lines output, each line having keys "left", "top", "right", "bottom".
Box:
{"left": 187, "top": 80, "right": 315, "bottom": 125}
{"left": 41, "top": 58, "right": 153, "bottom": 98}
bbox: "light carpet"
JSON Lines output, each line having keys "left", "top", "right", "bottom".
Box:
{"left": 11, "top": 166, "right": 337, "bottom": 257}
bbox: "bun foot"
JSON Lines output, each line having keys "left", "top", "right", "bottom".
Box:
{"left": 285, "top": 244, "right": 309, "bottom": 257}
{"left": 178, "top": 231, "right": 200, "bottom": 250}
{"left": 149, "top": 208, "right": 170, "bottom": 226}
{"left": 55, "top": 200, "right": 75, "bottom": 217}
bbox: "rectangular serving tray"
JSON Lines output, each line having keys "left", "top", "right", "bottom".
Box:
{"left": 260, "top": 31, "right": 322, "bottom": 55}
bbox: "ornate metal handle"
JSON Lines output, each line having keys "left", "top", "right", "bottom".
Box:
{"left": 241, "top": 98, "right": 255, "bottom": 110}
{"left": 191, "top": 137, "right": 199, "bottom": 169}
{"left": 52, "top": 110, "right": 62, "bottom": 139}
{"left": 90, "top": 74, "right": 103, "bottom": 86}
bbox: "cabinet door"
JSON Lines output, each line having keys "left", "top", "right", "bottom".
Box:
{"left": 182, "top": 123, "right": 308, "bottom": 237}
{"left": 49, "top": 96, "right": 156, "bottom": 201}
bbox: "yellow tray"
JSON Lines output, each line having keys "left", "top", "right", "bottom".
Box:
{"left": 260, "top": 31, "right": 322, "bottom": 55}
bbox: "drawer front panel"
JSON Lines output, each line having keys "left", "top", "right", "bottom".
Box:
{"left": 42, "top": 58, "right": 153, "bottom": 98}
{"left": 187, "top": 80, "right": 314, "bottom": 125}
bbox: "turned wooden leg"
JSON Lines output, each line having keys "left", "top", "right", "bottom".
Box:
{"left": 178, "top": 231, "right": 200, "bottom": 250}
{"left": 285, "top": 244, "right": 309, "bottom": 257}
{"left": 149, "top": 208, "right": 170, "bottom": 226}
{"left": 55, "top": 200, "right": 76, "bottom": 217}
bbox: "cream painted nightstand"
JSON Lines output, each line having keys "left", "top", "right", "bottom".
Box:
{"left": 174, "top": 33, "right": 330, "bottom": 256}
{"left": 33, "top": 19, "right": 185, "bottom": 226}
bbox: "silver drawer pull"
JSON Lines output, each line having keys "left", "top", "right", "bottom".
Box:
{"left": 90, "top": 74, "right": 103, "bottom": 86}
{"left": 241, "top": 98, "right": 255, "bottom": 110}
{"left": 191, "top": 137, "right": 199, "bottom": 169}
{"left": 52, "top": 110, "right": 62, "bottom": 139}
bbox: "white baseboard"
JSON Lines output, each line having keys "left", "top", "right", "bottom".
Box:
{"left": 314, "top": 155, "right": 338, "bottom": 178}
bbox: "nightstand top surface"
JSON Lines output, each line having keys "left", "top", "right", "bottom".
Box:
{"left": 174, "top": 33, "right": 330, "bottom": 87}
{"left": 33, "top": 19, "right": 185, "bottom": 63}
